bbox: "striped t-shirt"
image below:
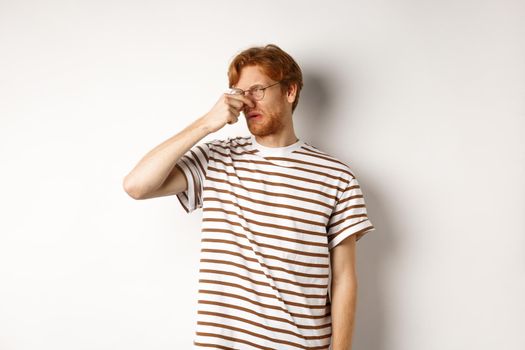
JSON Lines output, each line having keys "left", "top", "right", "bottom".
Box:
{"left": 175, "top": 134, "right": 375, "bottom": 350}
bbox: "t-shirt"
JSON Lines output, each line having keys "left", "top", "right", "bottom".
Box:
{"left": 175, "top": 134, "right": 375, "bottom": 350}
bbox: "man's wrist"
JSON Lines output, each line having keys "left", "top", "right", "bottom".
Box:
{"left": 194, "top": 114, "right": 212, "bottom": 136}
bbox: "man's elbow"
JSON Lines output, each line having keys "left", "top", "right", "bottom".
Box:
{"left": 122, "top": 175, "right": 144, "bottom": 200}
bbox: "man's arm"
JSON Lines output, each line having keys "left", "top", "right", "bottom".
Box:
{"left": 330, "top": 234, "right": 358, "bottom": 350}
{"left": 122, "top": 93, "right": 254, "bottom": 200}
{"left": 123, "top": 116, "right": 211, "bottom": 199}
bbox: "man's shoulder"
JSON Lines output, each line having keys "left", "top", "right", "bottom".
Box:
{"left": 298, "top": 142, "right": 356, "bottom": 180}
{"left": 205, "top": 135, "right": 250, "bottom": 145}
{"left": 201, "top": 135, "right": 251, "bottom": 152}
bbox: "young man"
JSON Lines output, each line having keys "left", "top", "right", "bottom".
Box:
{"left": 123, "top": 44, "right": 375, "bottom": 350}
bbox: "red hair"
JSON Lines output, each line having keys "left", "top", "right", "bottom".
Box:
{"left": 227, "top": 44, "right": 303, "bottom": 113}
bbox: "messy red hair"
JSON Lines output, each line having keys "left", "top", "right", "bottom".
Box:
{"left": 227, "top": 44, "right": 303, "bottom": 113}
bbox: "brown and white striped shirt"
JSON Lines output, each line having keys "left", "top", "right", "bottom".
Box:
{"left": 175, "top": 134, "right": 375, "bottom": 350}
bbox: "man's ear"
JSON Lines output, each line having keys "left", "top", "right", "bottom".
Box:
{"left": 286, "top": 83, "right": 297, "bottom": 104}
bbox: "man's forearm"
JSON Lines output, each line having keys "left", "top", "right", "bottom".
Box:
{"left": 330, "top": 279, "right": 357, "bottom": 350}
{"left": 123, "top": 116, "right": 211, "bottom": 198}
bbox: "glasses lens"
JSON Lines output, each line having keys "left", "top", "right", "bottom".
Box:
{"left": 251, "top": 88, "right": 264, "bottom": 100}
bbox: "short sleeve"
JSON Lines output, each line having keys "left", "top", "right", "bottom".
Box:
{"left": 175, "top": 140, "right": 214, "bottom": 214}
{"left": 327, "top": 176, "right": 375, "bottom": 250}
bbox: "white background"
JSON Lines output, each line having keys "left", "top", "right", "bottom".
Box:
{"left": 1, "top": 0, "right": 524, "bottom": 349}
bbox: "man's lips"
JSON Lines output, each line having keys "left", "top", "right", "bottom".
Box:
{"left": 247, "top": 112, "right": 262, "bottom": 119}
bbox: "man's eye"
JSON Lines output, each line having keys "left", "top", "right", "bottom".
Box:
{"left": 250, "top": 87, "right": 263, "bottom": 93}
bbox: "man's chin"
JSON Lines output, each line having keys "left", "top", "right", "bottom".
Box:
{"left": 249, "top": 127, "right": 278, "bottom": 137}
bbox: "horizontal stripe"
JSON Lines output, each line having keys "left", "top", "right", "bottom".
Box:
{"left": 204, "top": 187, "right": 331, "bottom": 218}
{"left": 193, "top": 341, "right": 238, "bottom": 349}
{"left": 208, "top": 162, "right": 341, "bottom": 201}
{"left": 200, "top": 230, "right": 329, "bottom": 261}
{"left": 202, "top": 217, "right": 327, "bottom": 243}
{"left": 204, "top": 178, "right": 335, "bottom": 210}
{"left": 198, "top": 262, "right": 328, "bottom": 294}
{"left": 195, "top": 332, "right": 274, "bottom": 350}
{"left": 195, "top": 322, "right": 331, "bottom": 349}
{"left": 198, "top": 290, "right": 331, "bottom": 319}
{"left": 201, "top": 243, "right": 329, "bottom": 272}
{"left": 196, "top": 311, "right": 327, "bottom": 339}
{"left": 204, "top": 195, "right": 328, "bottom": 224}
{"left": 197, "top": 300, "right": 331, "bottom": 329}
{"left": 209, "top": 160, "right": 347, "bottom": 191}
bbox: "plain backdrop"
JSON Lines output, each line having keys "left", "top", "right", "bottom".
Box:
{"left": 1, "top": 0, "right": 524, "bottom": 349}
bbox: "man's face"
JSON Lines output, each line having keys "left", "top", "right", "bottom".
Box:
{"left": 234, "top": 65, "right": 295, "bottom": 137}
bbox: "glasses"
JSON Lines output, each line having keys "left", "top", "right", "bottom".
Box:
{"left": 228, "top": 81, "right": 281, "bottom": 101}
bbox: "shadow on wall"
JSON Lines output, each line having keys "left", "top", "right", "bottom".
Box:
{"left": 299, "top": 65, "right": 392, "bottom": 350}
{"left": 295, "top": 68, "right": 333, "bottom": 142}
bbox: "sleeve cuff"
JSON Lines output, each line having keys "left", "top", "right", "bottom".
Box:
{"left": 175, "top": 160, "right": 197, "bottom": 213}
{"left": 328, "top": 218, "right": 375, "bottom": 250}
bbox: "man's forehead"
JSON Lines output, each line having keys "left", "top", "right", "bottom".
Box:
{"left": 233, "top": 66, "right": 272, "bottom": 89}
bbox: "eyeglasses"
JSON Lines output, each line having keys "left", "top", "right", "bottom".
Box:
{"left": 228, "top": 81, "right": 281, "bottom": 101}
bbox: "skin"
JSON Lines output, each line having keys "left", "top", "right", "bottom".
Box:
{"left": 330, "top": 234, "right": 358, "bottom": 350}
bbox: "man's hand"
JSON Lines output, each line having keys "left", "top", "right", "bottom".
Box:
{"left": 201, "top": 93, "right": 255, "bottom": 133}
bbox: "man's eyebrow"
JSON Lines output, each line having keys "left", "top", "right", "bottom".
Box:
{"left": 233, "top": 83, "right": 265, "bottom": 90}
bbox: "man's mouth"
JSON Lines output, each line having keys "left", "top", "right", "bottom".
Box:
{"left": 247, "top": 112, "right": 262, "bottom": 119}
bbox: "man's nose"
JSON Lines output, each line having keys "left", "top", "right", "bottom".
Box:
{"left": 243, "top": 98, "right": 256, "bottom": 110}
{"left": 243, "top": 105, "right": 255, "bottom": 116}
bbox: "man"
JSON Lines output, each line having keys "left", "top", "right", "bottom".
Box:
{"left": 123, "top": 44, "right": 375, "bottom": 350}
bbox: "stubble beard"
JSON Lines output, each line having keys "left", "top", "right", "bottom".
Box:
{"left": 247, "top": 110, "right": 286, "bottom": 137}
